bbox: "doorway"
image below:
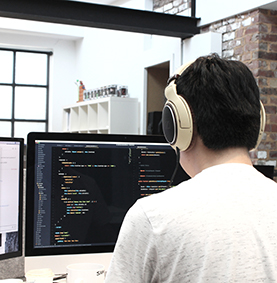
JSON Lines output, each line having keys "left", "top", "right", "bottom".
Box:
{"left": 146, "top": 61, "right": 169, "bottom": 134}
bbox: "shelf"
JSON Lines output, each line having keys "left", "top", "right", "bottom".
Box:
{"left": 70, "top": 106, "right": 79, "bottom": 132}
{"left": 87, "top": 104, "right": 97, "bottom": 130}
{"left": 63, "top": 97, "right": 139, "bottom": 134}
{"left": 98, "top": 101, "right": 109, "bottom": 130}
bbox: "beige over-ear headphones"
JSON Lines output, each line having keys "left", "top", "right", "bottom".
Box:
{"left": 162, "top": 61, "right": 266, "bottom": 152}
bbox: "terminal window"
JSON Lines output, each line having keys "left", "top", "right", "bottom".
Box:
{"left": 33, "top": 140, "right": 180, "bottom": 250}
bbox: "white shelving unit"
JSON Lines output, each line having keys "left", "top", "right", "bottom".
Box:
{"left": 63, "top": 97, "right": 139, "bottom": 134}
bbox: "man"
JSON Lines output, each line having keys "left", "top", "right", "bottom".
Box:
{"left": 105, "top": 54, "right": 277, "bottom": 282}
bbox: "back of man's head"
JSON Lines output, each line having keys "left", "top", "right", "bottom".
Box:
{"left": 176, "top": 53, "right": 261, "bottom": 151}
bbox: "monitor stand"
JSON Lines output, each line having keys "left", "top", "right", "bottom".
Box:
{"left": 0, "top": 256, "right": 24, "bottom": 279}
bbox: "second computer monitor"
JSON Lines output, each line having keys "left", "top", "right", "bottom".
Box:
{"left": 0, "top": 137, "right": 23, "bottom": 261}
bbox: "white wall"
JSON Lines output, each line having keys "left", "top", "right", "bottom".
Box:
{"left": 197, "top": 0, "right": 277, "bottom": 26}
{"left": 141, "top": 35, "right": 181, "bottom": 132}
{"left": 74, "top": 28, "right": 145, "bottom": 95}
{"left": 182, "top": 31, "right": 222, "bottom": 63}
{"left": 49, "top": 39, "right": 78, "bottom": 131}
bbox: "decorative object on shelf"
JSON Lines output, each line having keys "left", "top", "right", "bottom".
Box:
{"left": 83, "top": 84, "right": 128, "bottom": 101}
{"left": 75, "top": 80, "right": 86, "bottom": 102}
{"left": 117, "top": 85, "right": 128, "bottom": 97}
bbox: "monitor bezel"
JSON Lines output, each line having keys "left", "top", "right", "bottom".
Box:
{"left": 0, "top": 136, "right": 24, "bottom": 261}
{"left": 25, "top": 132, "right": 170, "bottom": 257}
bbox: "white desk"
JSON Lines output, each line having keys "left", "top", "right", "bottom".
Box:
{"left": 25, "top": 253, "right": 113, "bottom": 283}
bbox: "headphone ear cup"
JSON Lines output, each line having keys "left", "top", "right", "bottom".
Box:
{"left": 162, "top": 86, "right": 193, "bottom": 151}
{"left": 162, "top": 103, "right": 177, "bottom": 145}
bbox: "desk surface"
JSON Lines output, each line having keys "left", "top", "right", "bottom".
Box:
{"left": 25, "top": 253, "right": 112, "bottom": 283}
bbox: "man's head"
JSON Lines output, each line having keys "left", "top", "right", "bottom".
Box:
{"left": 175, "top": 53, "right": 261, "bottom": 151}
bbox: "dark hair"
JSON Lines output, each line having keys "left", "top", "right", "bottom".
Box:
{"left": 176, "top": 53, "right": 261, "bottom": 150}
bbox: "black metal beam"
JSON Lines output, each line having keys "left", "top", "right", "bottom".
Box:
{"left": 0, "top": 0, "right": 200, "bottom": 39}
{"left": 191, "top": 0, "right": 196, "bottom": 18}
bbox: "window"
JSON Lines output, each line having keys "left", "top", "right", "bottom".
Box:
{"left": 0, "top": 48, "right": 52, "bottom": 140}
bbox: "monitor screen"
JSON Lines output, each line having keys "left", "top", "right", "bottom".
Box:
{"left": 25, "top": 132, "right": 189, "bottom": 257}
{"left": 0, "top": 137, "right": 24, "bottom": 260}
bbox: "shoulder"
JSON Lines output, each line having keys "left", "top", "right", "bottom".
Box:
{"left": 132, "top": 179, "right": 195, "bottom": 222}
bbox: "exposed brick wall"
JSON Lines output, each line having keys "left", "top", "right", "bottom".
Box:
{"left": 201, "top": 12, "right": 256, "bottom": 60}
{"left": 153, "top": 0, "right": 191, "bottom": 15}
{"left": 249, "top": 10, "right": 277, "bottom": 172}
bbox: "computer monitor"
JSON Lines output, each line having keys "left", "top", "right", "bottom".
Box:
{"left": 254, "top": 165, "right": 274, "bottom": 179}
{"left": 0, "top": 137, "right": 24, "bottom": 261}
{"left": 25, "top": 132, "right": 189, "bottom": 269}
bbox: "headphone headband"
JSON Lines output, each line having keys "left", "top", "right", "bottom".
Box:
{"left": 254, "top": 101, "right": 266, "bottom": 150}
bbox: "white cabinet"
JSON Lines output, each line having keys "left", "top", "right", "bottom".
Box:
{"left": 63, "top": 97, "right": 139, "bottom": 134}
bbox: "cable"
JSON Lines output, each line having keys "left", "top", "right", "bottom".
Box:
{"left": 168, "top": 147, "right": 180, "bottom": 188}
{"left": 53, "top": 274, "right": 67, "bottom": 281}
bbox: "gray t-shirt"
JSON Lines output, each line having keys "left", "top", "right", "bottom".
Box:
{"left": 105, "top": 163, "right": 277, "bottom": 282}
